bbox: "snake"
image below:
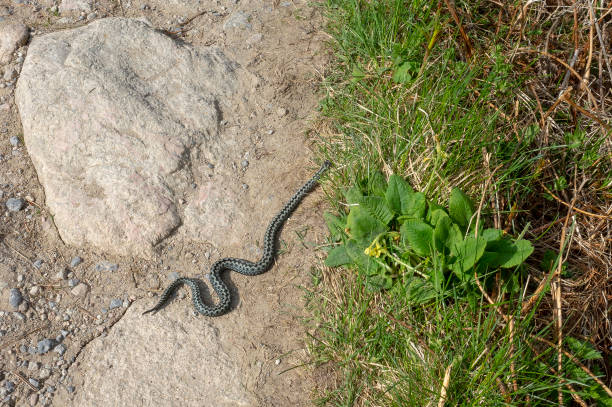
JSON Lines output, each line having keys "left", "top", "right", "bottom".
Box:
{"left": 143, "top": 160, "right": 331, "bottom": 317}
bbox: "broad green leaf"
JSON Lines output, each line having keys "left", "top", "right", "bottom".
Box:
{"left": 431, "top": 264, "right": 444, "bottom": 292}
{"left": 500, "top": 239, "right": 533, "bottom": 268}
{"left": 402, "top": 191, "right": 427, "bottom": 219}
{"left": 400, "top": 219, "right": 434, "bottom": 257}
{"left": 433, "top": 214, "right": 452, "bottom": 252}
{"left": 451, "top": 236, "right": 486, "bottom": 278}
{"left": 392, "top": 61, "right": 416, "bottom": 84}
{"left": 429, "top": 209, "right": 449, "bottom": 227}
{"left": 426, "top": 201, "right": 446, "bottom": 223}
{"left": 345, "top": 239, "right": 380, "bottom": 275}
{"left": 482, "top": 238, "right": 534, "bottom": 269}
{"left": 346, "top": 206, "right": 387, "bottom": 243}
{"left": 447, "top": 223, "right": 464, "bottom": 256}
{"left": 368, "top": 171, "right": 387, "bottom": 198}
{"left": 481, "top": 228, "right": 502, "bottom": 242}
{"left": 323, "top": 212, "right": 346, "bottom": 241}
{"left": 324, "top": 245, "right": 352, "bottom": 267}
{"left": 449, "top": 188, "right": 474, "bottom": 229}
{"left": 344, "top": 186, "right": 363, "bottom": 205}
{"left": 385, "top": 174, "right": 414, "bottom": 215}
{"left": 405, "top": 276, "right": 439, "bottom": 304}
{"left": 359, "top": 196, "right": 394, "bottom": 225}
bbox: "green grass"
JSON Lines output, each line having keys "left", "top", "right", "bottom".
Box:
{"left": 307, "top": 266, "right": 609, "bottom": 406}
{"left": 308, "top": 0, "right": 611, "bottom": 405}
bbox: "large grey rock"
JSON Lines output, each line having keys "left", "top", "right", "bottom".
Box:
{"left": 0, "top": 21, "right": 29, "bottom": 65}
{"left": 61, "top": 302, "right": 256, "bottom": 406}
{"left": 16, "top": 18, "right": 239, "bottom": 257}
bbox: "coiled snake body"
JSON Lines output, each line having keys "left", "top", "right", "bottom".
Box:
{"left": 143, "top": 160, "right": 331, "bottom": 317}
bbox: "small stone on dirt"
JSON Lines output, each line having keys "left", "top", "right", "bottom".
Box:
{"left": 37, "top": 338, "right": 56, "bottom": 354}
{"left": 39, "top": 368, "right": 51, "bottom": 379}
{"left": 8, "top": 288, "right": 22, "bottom": 307}
{"left": 71, "top": 282, "right": 89, "bottom": 297}
{"left": 69, "top": 256, "right": 82, "bottom": 267}
{"left": 95, "top": 261, "right": 118, "bottom": 272}
{"left": 109, "top": 298, "right": 123, "bottom": 309}
{"left": 33, "top": 259, "right": 43, "bottom": 269}
{"left": 5, "top": 198, "right": 24, "bottom": 212}
{"left": 28, "top": 378, "right": 39, "bottom": 389}
{"left": 54, "top": 343, "right": 66, "bottom": 356}
{"left": 9, "top": 135, "right": 19, "bottom": 146}
{"left": 66, "top": 385, "right": 75, "bottom": 393}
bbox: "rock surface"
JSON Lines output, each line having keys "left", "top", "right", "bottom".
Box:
{"left": 65, "top": 302, "right": 256, "bottom": 407}
{"left": 0, "top": 21, "right": 29, "bottom": 65}
{"left": 16, "top": 17, "right": 240, "bottom": 257}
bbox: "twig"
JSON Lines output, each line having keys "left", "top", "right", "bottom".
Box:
{"left": 442, "top": 0, "right": 473, "bottom": 58}
{"left": 11, "top": 371, "right": 38, "bottom": 392}
{"left": 437, "top": 360, "right": 454, "bottom": 407}
{"left": 589, "top": 1, "right": 612, "bottom": 85}
{"left": 542, "top": 86, "right": 573, "bottom": 122}
{"left": 0, "top": 323, "right": 50, "bottom": 350}
{"left": 562, "top": 95, "right": 612, "bottom": 131}
{"left": 582, "top": 0, "right": 595, "bottom": 93}
{"left": 521, "top": 209, "right": 576, "bottom": 315}
{"left": 518, "top": 48, "right": 598, "bottom": 105}
{"left": 539, "top": 182, "right": 612, "bottom": 220}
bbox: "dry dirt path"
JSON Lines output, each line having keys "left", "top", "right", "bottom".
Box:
{"left": 0, "top": 0, "right": 329, "bottom": 405}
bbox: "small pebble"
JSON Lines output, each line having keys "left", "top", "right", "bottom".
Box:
{"left": 28, "top": 361, "right": 40, "bottom": 370}
{"left": 39, "top": 368, "right": 51, "bottom": 379}
{"left": 275, "top": 359, "right": 281, "bottom": 365}
{"left": 60, "top": 330, "right": 69, "bottom": 338}
{"left": 28, "top": 378, "right": 40, "bottom": 389}
{"left": 46, "top": 386, "right": 55, "bottom": 393}
{"left": 18, "top": 301, "right": 29, "bottom": 312}
{"left": 9, "top": 135, "right": 20, "bottom": 146}
{"left": 13, "top": 311, "right": 25, "bottom": 320}
{"left": 20, "top": 345, "right": 27, "bottom": 353}
{"left": 69, "top": 256, "right": 82, "bottom": 267}
{"left": 29, "top": 286, "right": 40, "bottom": 296}
{"left": 95, "top": 261, "right": 118, "bottom": 272}
{"left": 109, "top": 298, "right": 123, "bottom": 309}
{"left": 68, "top": 278, "right": 79, "bottom": 287}
{"left": 37, "top": 339, "right": 56, "bottom": 354}
{"left": 241, "top": 159, "right": 249, "bottom": 169}
{"left": 54, "top": 344, "right": 66, "bottom": 356}
{"left": 4, "top": 381, "right": 15, "bottom": 393}
{"left": 54, "top": 268, "right": 67, "bottom": 280}
{"left": 5, "top": 197, "right": 25, "bottom": 212}
{"left": 70, "top": 282, "right": 89, "bottom": 297}
{"left": 66, "top": 385, "right": 75, "bottom": 393}
{"left": 33, "top": 259, "right": 44, "bottom": 269}
{"left": 9, "top": 288, "right": 23, "bottom": 308}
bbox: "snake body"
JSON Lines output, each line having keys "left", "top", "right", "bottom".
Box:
{"left": 143, "top": 160, "right": 331, "bottom": 317}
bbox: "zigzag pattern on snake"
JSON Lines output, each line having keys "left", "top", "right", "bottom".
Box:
{"left": 143, "top": 160, "right": 331, "bottom": 317}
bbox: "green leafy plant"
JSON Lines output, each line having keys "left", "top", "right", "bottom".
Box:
{"left": 324, "top": 173, "right": 533, "bottom": 298}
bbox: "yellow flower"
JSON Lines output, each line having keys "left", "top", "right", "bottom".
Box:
{"left": 365, "top": 241, "right": 384, "bottom": 258}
